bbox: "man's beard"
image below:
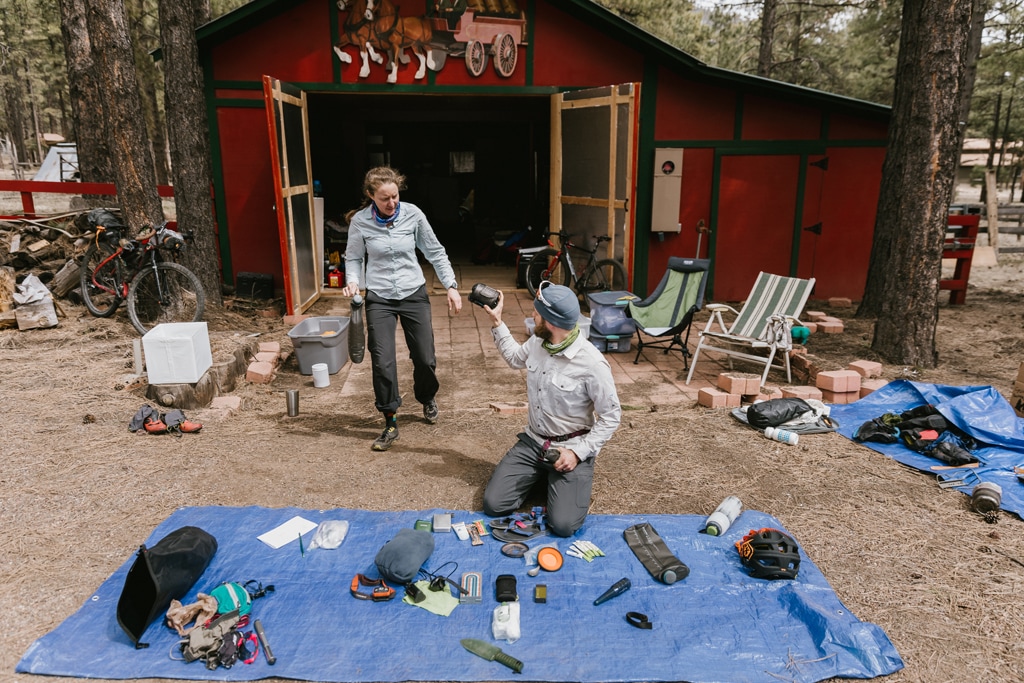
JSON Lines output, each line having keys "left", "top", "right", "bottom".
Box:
{"left": 535, "top": 317, "right": 553, "bottom": 342}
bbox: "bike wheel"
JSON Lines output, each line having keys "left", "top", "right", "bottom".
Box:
{"left": 79, "top": 241, "right": 124, "bottom": 317}
{"left": 579, "top": 258, "right": 628, "bottom": 294}
{"left": 127, "top": 262, "right": 206, "bottom": 335}
{"left": 525, "top": 248, "right": 571, "bottom": 297}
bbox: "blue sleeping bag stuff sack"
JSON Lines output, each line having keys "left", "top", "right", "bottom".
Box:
{"left": 374, "top": 528, "right": 434, "bottom": 585}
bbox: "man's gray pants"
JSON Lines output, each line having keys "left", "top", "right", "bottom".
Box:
{"left": 482, "top": 433, "right": 594, "bottom": 537}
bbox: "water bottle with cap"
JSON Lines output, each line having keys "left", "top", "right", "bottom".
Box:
{"left": 704, "top": 495, "right": 742, "bottom": 536}
{"left": 764, "top": 426, "right": 799, "bottom": 445}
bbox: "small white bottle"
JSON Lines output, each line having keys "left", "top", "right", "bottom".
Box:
{"left": 764, "top": 426, "right": 799, "bottom": 445}
{"left": 704, "top": 495, "right": 742, "bottom": 536}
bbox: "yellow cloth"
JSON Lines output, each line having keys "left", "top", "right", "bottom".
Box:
{"left": 401, "top": 579, "right": 460, "bottom": 617}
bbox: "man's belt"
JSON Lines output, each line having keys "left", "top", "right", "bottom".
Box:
{"left": 542, "top": 428, "right": 590, "bottom": 444}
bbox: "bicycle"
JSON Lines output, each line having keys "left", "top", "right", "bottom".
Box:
{"left": 524, "top": 230, "right": 628, "bottom": 300}
{"left": 79, "top": 215, "right": 206, "bottom": 335}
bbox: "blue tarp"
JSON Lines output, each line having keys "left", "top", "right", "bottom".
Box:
{"left": 830, "top": 381, "right": 1024, "bottom": 517}
{"left": 18, "top": 506, "right": 903, "bottom": 683}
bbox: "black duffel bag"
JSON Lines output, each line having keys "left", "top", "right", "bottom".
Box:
{"left": 746, "top": 397, "right": 812, "bottom": 429}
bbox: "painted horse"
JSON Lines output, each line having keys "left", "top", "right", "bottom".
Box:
{"left": 334, "top": 0, "right": 384, "bottom": 78}
{"left": 370, "top": 0, "right": 435, "bottom": 83}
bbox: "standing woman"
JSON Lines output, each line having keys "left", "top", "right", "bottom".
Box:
{"left": 342, "top": 166, "right": 463, "bottom": 451}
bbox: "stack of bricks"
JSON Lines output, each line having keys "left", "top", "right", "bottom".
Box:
{"left": 848, "top": 360, "right": 887, "bottom": 397}
{"left": 815, "top": 369, "right": 861, "bottom": 404}
{"left": 697, "top": 372, "right": 774, "bottom": 408}
{"left": 803, "top": 310, "right": 844, "bottom": 334}
{"left": 245, "top": 341, "right": 288, "bottom": 384}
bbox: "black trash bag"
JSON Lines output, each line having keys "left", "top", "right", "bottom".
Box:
{"left": 116, "top": 526, "right": 218, "bottom": 648}
{"left": 746, "top": 398, "right": 812, "bottom": 429}
{"left": 854, "top": 418, "right": 899, "bottom": 444}
{"left": 374, "top": 528, "right": 434, "bottom": 585}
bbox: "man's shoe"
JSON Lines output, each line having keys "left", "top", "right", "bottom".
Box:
{"left": 423, "top": 400, "right": 439, "bottom": 425}
{"left": 372, "top": 424, "right": 399, "bottom": 451}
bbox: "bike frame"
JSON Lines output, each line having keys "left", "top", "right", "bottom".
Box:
{"left": 87, "top": 233, "right": 163, "bottom": 299}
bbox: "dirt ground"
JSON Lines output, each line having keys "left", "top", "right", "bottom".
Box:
{"left": 2, "top": 232, "right": 1024, "bottom": 682}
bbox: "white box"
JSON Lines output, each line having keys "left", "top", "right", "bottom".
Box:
{"left": 143, "top": 322, "right": 213, "bottom": 384}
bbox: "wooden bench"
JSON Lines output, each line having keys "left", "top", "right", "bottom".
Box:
{"left": 939, "top": 214, "right": 979, "bottom": 305}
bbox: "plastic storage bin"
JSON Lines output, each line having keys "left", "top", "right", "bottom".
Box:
{"left": 287, "top": 316, "right": 350, "bottom": 374}
{"left": 589, "top": 330, "right": 633, "bottom": 354}
{"left": 587, "top": 291, "right": 637, "bottom": 336}
{"left": 143, "top": 322, "right": 213, "bottom": 384}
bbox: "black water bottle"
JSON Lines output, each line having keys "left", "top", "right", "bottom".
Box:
{"left": 349, "top": 293, "right": 365, "bottom": 364}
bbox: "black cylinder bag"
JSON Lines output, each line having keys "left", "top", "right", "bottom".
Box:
{"left": 116, "top": 526, "right": 218, "bottom": 648}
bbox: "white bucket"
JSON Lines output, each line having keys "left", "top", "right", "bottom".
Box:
{"left": 311, "top": 362, "right": 330, "bottom": 388}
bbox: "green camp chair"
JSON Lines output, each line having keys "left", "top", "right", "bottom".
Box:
{"left": 685, "top": 272, "right": 815, "bottom": 387}
{"left": 626, "top": 257, "right": 709, "bottom": 369}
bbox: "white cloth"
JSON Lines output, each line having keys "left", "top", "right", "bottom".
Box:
{"left": 491, "top": 323, "right": 621, "bottom": 461}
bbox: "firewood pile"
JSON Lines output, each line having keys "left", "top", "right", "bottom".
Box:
{"left": 0, "top": 211, "right": 101, "bottom": 330}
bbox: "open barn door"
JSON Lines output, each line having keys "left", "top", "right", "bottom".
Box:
{"left": 263, "top": 75, "right": 319, "bottom": 315}
{"left": 550, "top": 83, "right": 639, "bottom": 284}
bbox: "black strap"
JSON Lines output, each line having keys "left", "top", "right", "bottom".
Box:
{"left": 626, "top": 612, "right": 652, "bottom": 629}
{"left": 541, "top": 428, "right": 591, "bottom": 443}
{"left": 623, "top": 522, "right": 690, "bottom": 584}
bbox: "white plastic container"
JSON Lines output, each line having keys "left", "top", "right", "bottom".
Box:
{"left": 704, "top": 495, "right": 742, "bottom": 536}
{"left": 311, "top": 362, "right": 330, "bottom": 388}
{"left": 764, "top": 426, "right": 799, "bottom": 445}
{"left": 142, "top": 322, "right": 212, "bottom": 385}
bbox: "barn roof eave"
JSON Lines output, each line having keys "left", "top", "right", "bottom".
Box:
{"left": 196, "top": 0, "right": 890, "bottom": 120}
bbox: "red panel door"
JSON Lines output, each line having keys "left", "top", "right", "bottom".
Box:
{"left": 713, "top": 155, "right": 801, "bottom": 301}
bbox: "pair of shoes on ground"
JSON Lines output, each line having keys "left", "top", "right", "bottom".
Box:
{"left": 370, "top": 401, "right": 439, "bottom": 451}
{"left": 143, "top": 416, "right": 202, "bottom": 434}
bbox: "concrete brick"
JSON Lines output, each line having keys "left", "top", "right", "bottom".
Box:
{"left": 818, "top": 321, "right": 844, "bottom": 334}
{"left": 255, "top": 351, "right": 279, "bottom": 365}
{"left": 820, "top": 389, "right": 860, "bottom": 405}
{"left": 859, "top": 379, "right": 889, "bottom": 397}
{"left": 258, "top": 341, "right": 281, "bottom": 355}
{"left": 246, "top": 360, "right": 275, "bottom": 384}
{"left": 804, "top": 311, "right": 827, "bottom": 322}
{"left": 490, "top": 401, "right": 528, "bottom": 414}
{"left": 210, "top": 395, "right": 242, "bottom": 412}
{"left": 746, "top": 386, "right": 783, "bottom": 403}
{"left": 789, "top": 345, "right": 807, "bottom": 356}
{"left": 849, "top": 360, "right": 883, "bottom": 378}
{"left": 781, "top": 385, "right": 822, "bottom": 400}
{"left": 803, "top": 322, "right": 818, "bottom": 333}
{"left": 718, "top": 372, "right": 760, "bottom": 395}
{"left": 283, "top": 314, "right": 309, "bottom": 326}
{"left": 816, "top": 370, "right": 847, "bottom": 392}
{"left": 828, "top": 297, "right": 853, "bottom": 308}
{"left": 698, "top": 387, "right": 737, "bottom": 409}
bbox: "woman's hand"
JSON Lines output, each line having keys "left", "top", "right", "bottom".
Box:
{"left": 447, "top": 287, "right": 463, "bottom": 314}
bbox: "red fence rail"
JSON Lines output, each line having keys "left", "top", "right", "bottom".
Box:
{"left": 0, "top": 180, "right": 175, "bottom": 220}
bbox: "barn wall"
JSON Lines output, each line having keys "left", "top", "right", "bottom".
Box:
{"left": 203, "top": 0, "right": 889, "bottom": 301}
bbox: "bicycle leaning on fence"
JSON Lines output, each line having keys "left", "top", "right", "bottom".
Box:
{"left": 524, "top": 230, "right": 628, "bottom": 299}
{"left": 79, "top": 211, "right": 206, "bottom": 336}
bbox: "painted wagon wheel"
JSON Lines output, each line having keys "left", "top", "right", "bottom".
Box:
{"left": 465, "top": 39, "right": 487, "bottom": 77}
{"left": 492, "top": 33, "right": 517, "bottom": 77}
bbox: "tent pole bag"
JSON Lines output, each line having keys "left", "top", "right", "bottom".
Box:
{"left": 116, "top": 525, "right": 218, "bottom": 648}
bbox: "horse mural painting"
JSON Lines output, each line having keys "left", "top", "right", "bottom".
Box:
{"left": 334, "top": 0, "right": 384, "bottom": 78}
{"left": 370, "top": 0, "right": 435, "bottom": 83}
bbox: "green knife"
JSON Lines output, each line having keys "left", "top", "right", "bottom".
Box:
{"left": 461, "top": 638, "right": 524, "bottom": 673}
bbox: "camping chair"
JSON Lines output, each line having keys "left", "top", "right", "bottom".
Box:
{"left": 685, "top": 272, "right": 815, "bottom": 387}
{"left": 626, "top": 257, "right": 709, "bottom": 369}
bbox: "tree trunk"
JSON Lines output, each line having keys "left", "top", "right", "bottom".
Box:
{"left": 84, "top": 0, "right": 164, "bottom": 234}
{"left": 757, "top": 0, "right": 777, "bottom": 78}
{"left": 58, "top": 0, "right": 115, "bottom": 185}
{"left": 858, "top": 0, "right": 973, "bottom": 368}
{"left": 158, "top": 0, "right": 223, "bottom": 306}
{"left": 952, "top": 0, "right": 986, "bottom": 202}
{"left": 0, "top": 7, "right": 30, "bottom": 170}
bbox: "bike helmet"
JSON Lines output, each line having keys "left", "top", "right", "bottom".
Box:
{"left": 735, "top": 528, "right": 801, "bottom": 580}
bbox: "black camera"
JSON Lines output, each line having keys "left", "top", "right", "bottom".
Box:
{"left": 469, "top": 283, "right": 500, "bottom": 309}
{"left": 542, "top": 447, "right": 561, "bottom": 464}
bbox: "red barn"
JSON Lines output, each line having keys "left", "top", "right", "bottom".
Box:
{"left": 198, "top": 0, "right": 889, "bottom": 313}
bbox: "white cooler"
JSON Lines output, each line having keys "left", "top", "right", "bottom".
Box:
{"left": 142, "top": 322, "right": 213, "bottom": 384}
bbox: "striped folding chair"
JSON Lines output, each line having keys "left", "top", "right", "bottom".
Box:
{"left": 685, "top": 272, "right": 815, "bottom": 387}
